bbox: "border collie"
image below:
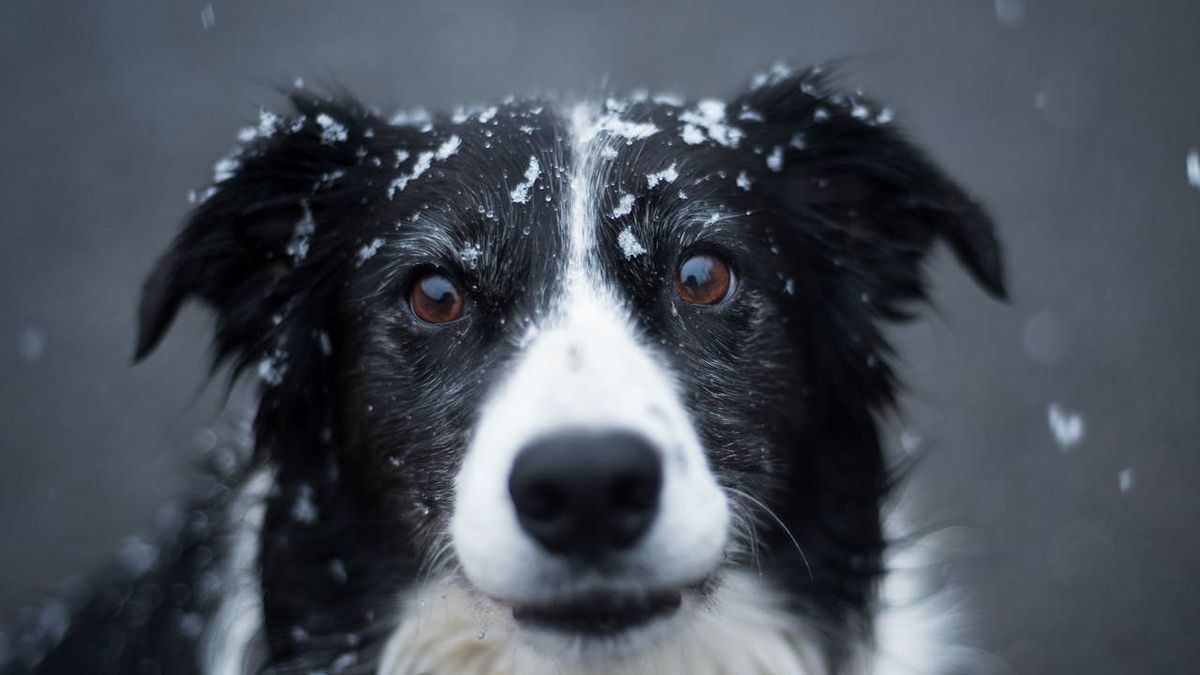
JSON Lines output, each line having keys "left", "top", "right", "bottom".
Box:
{"left": 5, "top": 64, "right": 1004, "bottom": 675}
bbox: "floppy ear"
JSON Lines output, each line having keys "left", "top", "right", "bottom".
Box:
{"left": 736, "top": 69, "right": 1006, "bottom": 320}
{"left": 134, "top": 95, "right": 378, "bottom": 366}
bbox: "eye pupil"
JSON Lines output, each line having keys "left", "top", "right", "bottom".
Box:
{"left": 410, "top": 273, "right": 465, "bottom": 323}
{"left": 676, "top": 254, "right": 732, "bottom": 305}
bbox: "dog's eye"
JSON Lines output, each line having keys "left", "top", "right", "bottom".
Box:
{"left": 409, "top": 273, "right": 465, "bottom": 324}
{"left": 676, "top": 253, "right": 733, "bottom": 305}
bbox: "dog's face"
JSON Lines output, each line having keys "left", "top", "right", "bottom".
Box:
{"left": 137, "top": 68, "right": 1003, "bottom": 670}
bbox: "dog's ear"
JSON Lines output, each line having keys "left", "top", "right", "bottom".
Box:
{"left": 735, "top": 68, "right": 1006, "bottom": 317}
{"left": 134, "top": 95, "right": 378, "bottom": 365}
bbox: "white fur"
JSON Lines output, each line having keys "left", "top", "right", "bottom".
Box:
{"left": 864, "top": 512, "right": 975, "bottom": 675}
{"left": 377, "top": 572, "right": 827, "bottom": 675}
{"left": 376, "top": 524, "right": 966, "bottom": 675}
{"left": 202, "top": 467, "right": 273, "bottom": 675}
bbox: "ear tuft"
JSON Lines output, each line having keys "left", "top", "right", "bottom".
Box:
{"left": 134, "top": 246, "right": 184, "bottom": 362}
{"left": 937, "top": 198, "right": 1007, "bottom": 299}
{"left": 133, "top": 90, "right": 382, "bottom": 366}
{"left": 738, "top": 67, "right": 1007, "bottom": 304}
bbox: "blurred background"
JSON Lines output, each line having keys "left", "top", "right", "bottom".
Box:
{"left": 1, "top": 1, "right": 1197, "bottom": 672}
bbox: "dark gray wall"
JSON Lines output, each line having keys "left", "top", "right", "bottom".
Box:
{"left": 2, "top": 1, "right": 1197, "bottom": 672}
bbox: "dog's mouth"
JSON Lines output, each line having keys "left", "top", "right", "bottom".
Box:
{"left": 511, "top": 587, "right": 683, "bottom": 636}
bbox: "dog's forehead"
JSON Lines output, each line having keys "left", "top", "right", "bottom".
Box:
{"left": 385, "top": 97, "right": 749, "bottom": 240}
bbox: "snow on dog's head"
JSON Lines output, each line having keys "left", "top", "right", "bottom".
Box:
{"left": 136, "top": 66, "right": 1004, "bottom": 673}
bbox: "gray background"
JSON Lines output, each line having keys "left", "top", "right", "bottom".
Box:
{"left": 2, "top": 1, "right": 1197, "bottom": 672}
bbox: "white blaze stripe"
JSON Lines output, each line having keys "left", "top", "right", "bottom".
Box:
{"left": 449, "top": 104, "right": 729, "bottom": 606}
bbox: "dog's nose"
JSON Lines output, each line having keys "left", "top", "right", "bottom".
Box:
{"left": 508, "top": 430, "right": 662, "bottom": 556}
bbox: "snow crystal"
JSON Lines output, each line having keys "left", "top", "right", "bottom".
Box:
{"left": 751, "top": 62, "right": 793, "bottom": 89}
{"left": 213, "top": 157, "right": 238, "bottom": 183}
{"left": 316, "top": 113, "right": 348, "bottom": 144}
{"left": 680, "top": 125, "right": 706, "bottom": 145}
{"left": 605, "top": 97, "right": 628, "bottom": 114}
{"left": 617, "top": 227, "right": 647, "bottom": 258}
{"left": 1118, "top": 468, "right": 1135, "bottom": 494}
{"left": 119, "top": 536, "right": 160, "bottom": 576}
{"left": 611, "top": 193, "right": 636, "bottom": 218}
{"left": 587, "top": 114, "right": 660, "bottom": 142}
{"left": 388, "top": 151, "right": 434, "bottom": 198}
{"left": 478, "top": 106, "right": 498, "bottom": 123}
{"left": 646, "top": 162, "right": 679, "bottom": 188}
{"left": 678, "top": 190, "right": 688, "bottom": 200}
{"left": 460, "top": 242, "right": 483, "bottom": 269}
{"left": 291, "top": 485, "right": 318, "bottom": 525}
{"left": 356, "top": 237, "right": 384, "bottom": 264}
{"left": 813, "top": 107, "right": 830, "bottom": 121}
{"left": 249, "top": 110, "right": 279, "bottom": 140}
{"left": 293, "top": 76, "right": 305, "bottom": 89}
{"left": 317, "top": 331, "right": 332, "bottom": 356}
{"left": 784, "top": 278, "right": 795, "bottom": 295}
{"left": 257, "top": 349, "right": 288, "bottom": 385}
{"left": 17, "top": 327, "right": 44, "bottom": 362}
{"left": 679, "top": 100, "right": 743, "bottom": 147}
{"left": 435, "top": 135, "right": 461, "bottom": 160}
{"left": 875, "top": 107, "right": 894, "bottom": 125}
{"left": 1187, "top": 149, "right": 1200, "bottom": 189}
{"left": 789, "top": 133, "right": 807, "bottom": 150}
{"left": 851, "top": 103, "right": 871, "bottom": 120}
{"left": 200, "top": 4, "right": 215, "bottom": 29}
{"left": 1048, "top": 403, "right": 1085, "bottom": 450}
{"left": 766, "top": 146, "right": 784, "bottom": 172}
{"left": 394, "top": 149, "right": 410, "bottom": 167}
{"left": 599, "top": 146, "right": 620, "bottom": 160}
{"left": 736, "top": 171, "right": 753, "bottom": 191}
{"left": 389, "top": 108, "right": 432, "bottom": 130}
{"left": 510, "top": 156, "right": 541, "bottom": 204}
{"left": 286, "top": 209, "right": 315, "bottom": 262}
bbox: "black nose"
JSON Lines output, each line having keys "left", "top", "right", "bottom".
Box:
{"left": 508, "top": 430, "right": 663, "bottom": 557}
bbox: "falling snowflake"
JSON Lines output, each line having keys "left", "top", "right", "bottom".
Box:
{"left": 1047, "top": 403, "right": 1085, "bottom": 450}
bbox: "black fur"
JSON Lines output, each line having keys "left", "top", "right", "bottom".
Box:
{"left": 6, "top": 66, "right": 1003, "bottom": 675}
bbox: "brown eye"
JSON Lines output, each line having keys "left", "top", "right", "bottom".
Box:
{"left": 409, "top": 273, "right": 465, "bottom": 324}
{"left": 676, "top": 253, "right": 733, "bottom": 305}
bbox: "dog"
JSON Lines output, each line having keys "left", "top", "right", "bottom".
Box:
{"left": 6, "top": 64, "right": 1004, "bottom": 674}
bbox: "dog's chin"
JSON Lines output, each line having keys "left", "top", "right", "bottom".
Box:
{"left": 497, "top": 585, "right": 696, "bottom": 660}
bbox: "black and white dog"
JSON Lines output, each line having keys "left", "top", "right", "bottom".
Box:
{"left": 10, "top": 65, "right": 1004, "bottom": 674}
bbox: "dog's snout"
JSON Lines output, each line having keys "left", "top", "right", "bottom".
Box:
{"left": 508, "top": 430, "right": 662, "bottom": 556}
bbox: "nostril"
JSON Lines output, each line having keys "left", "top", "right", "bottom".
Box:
{"left": 611, "top": 470, "right": 658, "bottom": 512}
{"left": 515, "top": 481, "right": 566, "bottom": 521}
{"left": 508, "top": 430, "right": 663, "bottom": 557}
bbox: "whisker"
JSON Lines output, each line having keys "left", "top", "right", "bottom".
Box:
{"left": 727, "top": 487, "right": 814, "bottom": 581}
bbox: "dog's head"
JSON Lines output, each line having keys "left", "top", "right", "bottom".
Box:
{"left": 137, "top": 67, "right": 1003, "bottom": 669}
